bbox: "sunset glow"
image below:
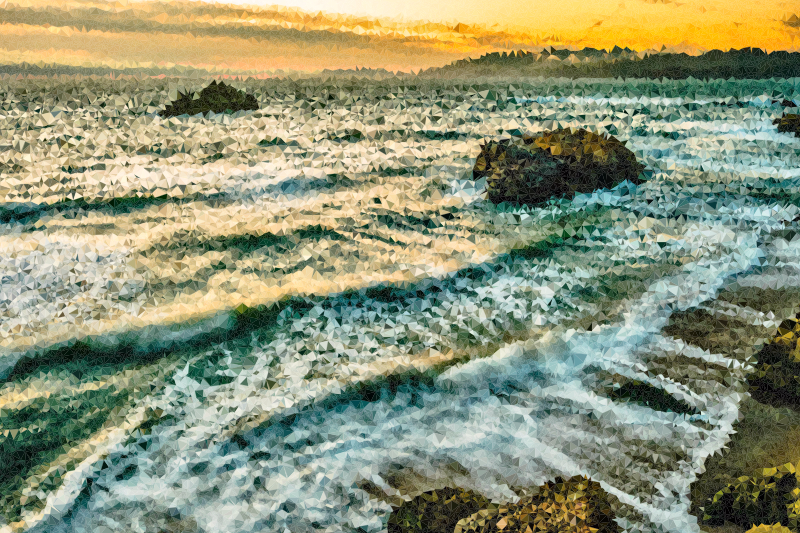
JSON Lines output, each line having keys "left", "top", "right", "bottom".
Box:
{"left": 0, "top": 0, "right": 797, "bottom": 74}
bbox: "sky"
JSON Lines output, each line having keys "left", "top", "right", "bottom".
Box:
{"left": 0, "top": 0, "right": 797, "bottom": 75}
{"left": 196, "top": 0, "right": 800, "bottom": 39}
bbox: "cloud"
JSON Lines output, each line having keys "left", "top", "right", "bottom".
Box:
{"left": 0, "top": 0, "right": 556, "bottom": 73}
{"left": 0, "top": 0, "right": 796, "bottom": 74}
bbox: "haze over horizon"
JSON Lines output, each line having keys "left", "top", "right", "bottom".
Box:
{"left": 0, "top": 0, "right": 797, "bottom": 75}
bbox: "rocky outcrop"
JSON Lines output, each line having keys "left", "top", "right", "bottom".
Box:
{"left": 747, "top": 314, "right": 800, "bottom": 407}
{"left": 388, "top": 476, "right": 620, "bottom": 533}
{"left": 473, "top": 128, "right": 645, "bottom": 206}
{"left": 454, "top": 476, "right": 620, "bottom": 533}
{"left": 387, "top": 487, "right": 489, "bottom": 533}
{"left": 702, "top": 463, "right": 800, "bottom": 531}
{"left": 159, "top": 80, "right": 258, "bottom": 118}
{"left": 691, "top": 319, "right": 800, "bottom": 531}
{"left": 774, "top": 114, "right": 800, "bottom": 136}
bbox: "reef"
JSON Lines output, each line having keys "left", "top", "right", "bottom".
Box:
{"left": 472, "top": 128, "right": 645, "bottom": 206}
{"left": 158, "top": 80, "right": 259, "bottom": 118}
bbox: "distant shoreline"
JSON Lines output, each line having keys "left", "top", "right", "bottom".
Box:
{"left": 2, "top": 47, "right": 800, "bottom": 82}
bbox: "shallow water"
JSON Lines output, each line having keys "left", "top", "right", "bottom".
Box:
{"left": 1, "top": 76, "right": 799, "bottom": 533}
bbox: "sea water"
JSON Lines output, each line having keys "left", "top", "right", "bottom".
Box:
{"left": 1, "top": 76, "right": 799, "bottom": 533}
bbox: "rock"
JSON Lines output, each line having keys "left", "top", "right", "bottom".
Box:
{"left": 159, "top": 80, "right": 258, "bottom": 118}
{"left": 774, "top": 114, "right": 800, "bottom": 136}
{"left": 328, "top": 129, "right": 365, "bottom": 143}
{"left": 473, "top": 128, "right": 646, "bottom": 206}
{"left": 387, "top": 487, "right": 490, "bottom": 533}
{"left": 454, "top": 475, "right": 620, "bottom": 533}
{"left": 387, "top": 476, "right": 620, "bottom": 533}
{"left": 747, "top": 314, "right": 800, "bottom": 407}
{"left": 702, "top": 463, "right": 800, "bottom": 531}
{"left": 746, "top": 524, "right": 793, "bottom": 533}
{"left": 691, "top": 312, "right": 800, "bottom": 531}
{"left": 599, "top": 373, "right": 698, "bottom": 415}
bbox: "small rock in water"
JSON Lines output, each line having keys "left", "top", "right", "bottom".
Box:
{"left": 159, "top": 80, "right": 259, "bottom": 118}
{"left": 472, "top": 128, "right": 646, "bottom": 206}
{"left": 774, "top": 114, "right": 800, "bottom": 136}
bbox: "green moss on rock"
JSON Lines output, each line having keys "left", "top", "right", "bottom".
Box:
{"left": 773, "top": 114, "right": 800, "bottom": 136}
{"left": 747, "top": 315, "right": 800, "bottom": 407}
{"left": 387, "top": 487, "right": 490, "bottom": 533}
{"left": 454, "top": 475, "right": 621, "bottom": 533}
{"left": 703, "top": 463, "right": 800, "bottom": 531}
{"left": 689, "top": 312, "right": 800, "bottom": 530}
{"left": 388, "top": 476, "right": 620, "bottom": 533}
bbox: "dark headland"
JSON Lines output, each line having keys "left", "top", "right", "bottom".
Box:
{"left": 421, "top": 47, "right": 800, "bottom": 81}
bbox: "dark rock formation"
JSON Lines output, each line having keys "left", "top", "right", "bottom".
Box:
{"left": 454, "top": 475, "right": 621, "bottom": 533}
{"left": 388, "top": 476, "right": 620, "bottom": 533}
{"left": 747, "top": 314, "right": 800, "bottom": 406}
{"left": 473, "top": 128, "right": 645, "bottom": 206}
{"left": 328, "top": 129, "right": 365, "bottom": 143}
{"left": 387, "top": 487, "right": 489, "bottom": 533}
{"left": 702, "top": 463, "right": 800, "bottom": 531}
{"left": 159, "top": 80, "right": 258, "bottom": 118}
{"left": 774, "top": 114, "right": 800, "bottom": 136}
{"left": 599, "top": 373, "right": 699, "bottom": 416}
{"left": 691, "top": 319, "right": 800, "bottom": 531}
{"left": 425, "top": 49, "right": 800, "bottom": 81}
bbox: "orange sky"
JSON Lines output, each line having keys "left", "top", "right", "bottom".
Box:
{"left": 0, "top": 0, "right": 797, "bottom": 74}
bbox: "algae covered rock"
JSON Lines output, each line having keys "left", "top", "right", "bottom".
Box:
{"left": 454, "top": 475, "right": 620, "bottom": 533}
{"left": 691, "top": 319, "right": 800, "bottom": 531}
{"left": 387, "top": 476, "right": 619, "bottom": 533}
{"left": 773, "top": 114, "right": 800, "bottom": 136}
{"left": 159, "top": 80, "right": 258, "bottom": 118}
{"left": 702, "top": 463, "right": 800, "bottom": 531}
{"left": 473, "top": 128, "right": 645, "bottom": 206}
{"left": 746, "top": 524, "right": 793, "bottom": 533}
{"left": 387, "top": 487, "right": 490, "bottom": 533}
{"left": 747, "top": 314, "right": 800, "bottom": 406}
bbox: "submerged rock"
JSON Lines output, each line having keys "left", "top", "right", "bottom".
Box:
{"left": 159, "top": 80, "right": 258, "bottom": 118}
{"left": 774, "top": 114, "right": 800, "bottom": 136}
{"left": 598, "top": 373, "right": 699, "bottom": 416}
{"left": 388, "top": 476, "right": 620, "bottom": 533}
{"left": 473, "top": 128, "right": 646, "bottom": 206}
{"left": 328, "top": 128, "right": 365, "bottom": 143}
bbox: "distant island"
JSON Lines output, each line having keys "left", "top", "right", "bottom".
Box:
{"left": 420, "top": 47, "right": 800, "bottom": 80}
{"left": 3, "top": 47, "right": 800, "bottom": 81}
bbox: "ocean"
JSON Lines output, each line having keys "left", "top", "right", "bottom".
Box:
{"left": 1, "top": 75, "right": 799, "bottom": 533}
